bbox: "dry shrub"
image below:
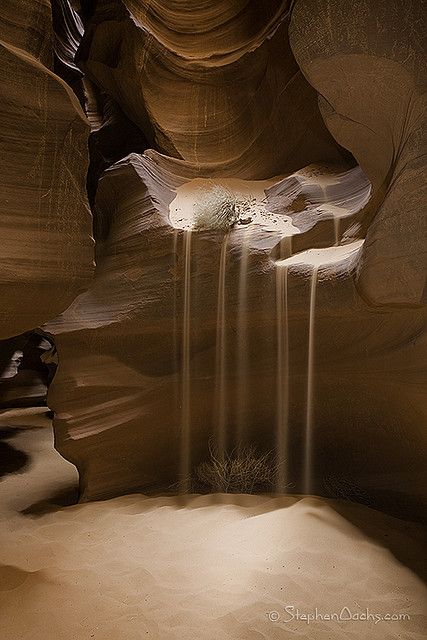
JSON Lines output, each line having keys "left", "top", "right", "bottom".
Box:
{"left": 195, "top": 442, "right": 277, "bottom": 493}
{"left": 193, "top": 184, "right": 253, "bottom": 231}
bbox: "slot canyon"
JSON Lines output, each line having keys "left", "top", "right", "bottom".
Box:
{"left": 0, "top": 1, "right": 426, "bottom": 638}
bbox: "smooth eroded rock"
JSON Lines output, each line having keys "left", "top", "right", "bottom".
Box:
{"left": 290, "top": 0, "right": 427, "bottom": 306}
{"left": 0, "top": 3, "right": 94, "bottom": 338}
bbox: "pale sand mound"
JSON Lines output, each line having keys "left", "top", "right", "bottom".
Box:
{"left": 0, "top": 422, "right": 426, "bottom": 640}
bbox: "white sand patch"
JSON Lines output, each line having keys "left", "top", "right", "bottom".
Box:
{"left": 169, "top": 177, "right": 300, "bottom": 234}
{"left": 276, "top": 240, "right": 364, "bottom": 268}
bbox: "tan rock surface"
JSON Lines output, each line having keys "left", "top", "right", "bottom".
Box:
{"left": 289, "top": 0, "right": 427, "bottom": 305}
{"left": 1, "top": 1, "right": 424, "bottom": 516}
{"left": 46, "top": 154, "right": 426, "bottom": 517}
{"left": 77, "top": 0, "right": 345, "bottom": 177}
{"left": 0, "top": 2, "right": 93, "bottom": 339}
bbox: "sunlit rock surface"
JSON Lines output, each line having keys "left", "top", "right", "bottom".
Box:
{"left": 0, "top": 0, "right": 93, "bottom": 339}
{"left": 76, "top": 0, "right": 346, "bottom": 177}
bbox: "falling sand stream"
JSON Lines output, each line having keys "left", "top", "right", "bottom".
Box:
{"left": 334, "top": 216, "right": 340, "bottom": 246}
{"left": 172, "top": 230, "right": 179, "bottom": 411}
{"left": 275, "top": 236, "right": 292, "bottom": 492}
{"left": 275, "top": 264, "right": 289, "bottom": 492}
{"left": 236, "top": 227, "right": 252, "bottom": 450}
{"left": 276, "top": 241, "right": 364, "bottom": 495}
{"left": 214, "top": 234, "right": 229, "bottom": 456}
{"left": 170, "top": 178, "right": 286, "bottom": 489}
{"left": 274, "top": 260, "right": 318, "bottom": 495}
{"left": 304, "top": 265, "right": 318, "bottom": 494}
{"left": 170, "top": 178, "right": 363, "bottom": 494}
{"left": 180, "top": 229, "right": 192, "bottom": 491}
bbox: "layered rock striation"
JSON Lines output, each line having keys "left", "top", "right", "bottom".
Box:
{"left": 76, "top": 0, "right": 346, "bottom": 177}
{"left": 290, "top": 0, "right": 427, "bottom": 306}
{"left": 0, "top": 0, "right": 93, "bottom": 339}
{"left": 1, "top": 0, "right": 423, "bottom": 514}
{"left": 47, "top": 153, "right": 426, "bottom": 514}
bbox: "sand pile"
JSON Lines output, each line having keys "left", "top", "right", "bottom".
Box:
{"left": 0, "top": 419, "right": 426, "bottom": 640}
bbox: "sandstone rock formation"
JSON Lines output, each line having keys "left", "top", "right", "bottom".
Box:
{"left": 0, "top": 333, "right": 53, "bottom": 408}
{"left": 290, "top": 0, "right": 427, "bottom": 306}
{"left": 2, "top": 1, "right": 424, "bottom": 518}
{"left": 47, "top": 153, "right": 426, "bottom": 517}
{"left": 0, "top": 0, "right": 93, "bottom": 339}
{"left": 42, "top": 0, "right": 426, "bottom": 516}
{"left": 76, "top": 0, "right": 347, "bottom": 177}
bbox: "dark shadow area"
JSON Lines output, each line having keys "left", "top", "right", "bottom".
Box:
{"left": 20, "top": 485, "right": 79, "bottom": 517}
{"left": 329, "top": 501, "right": 427, "bottom": 585}
{"left": 0, "top": 428, "right": 29, "bottom": 478}
{"left": 0, "top": 427, "right": 23, "bottom": 438}
{"left": 0, "top": 564, "right": 35, "bottom": 591}
{"left": 320, "top": 468, "right": 427, "bottom": 526}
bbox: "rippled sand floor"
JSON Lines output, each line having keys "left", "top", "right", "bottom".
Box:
{"left": 0, "top": 416, "right": 426, "bottom": 639}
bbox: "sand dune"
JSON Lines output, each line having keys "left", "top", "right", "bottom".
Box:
{"left": 0, "top": 422, "right": 426, "bottom": 640}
